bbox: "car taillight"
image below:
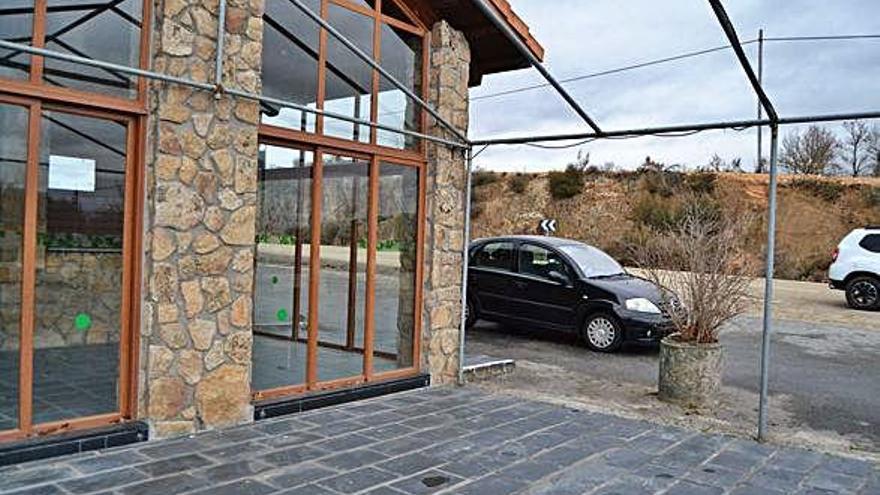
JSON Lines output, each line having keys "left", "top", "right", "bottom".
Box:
{"left": 832, "top": 247, "right": 839, "bottom": 262}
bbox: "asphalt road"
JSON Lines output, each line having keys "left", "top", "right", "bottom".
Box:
{"left": 467, "top": 314, "right": 880, "bottom": 454}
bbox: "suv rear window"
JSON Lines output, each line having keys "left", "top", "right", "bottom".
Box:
{"left": 472, "top": 242, "right": 515, "bottom": 271}
{"left": 860, "top": 234, "right": 880, "bottom": 253}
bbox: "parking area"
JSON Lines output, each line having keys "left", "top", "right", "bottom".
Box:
{"left": 2, "top": 386, "right": 877, "bottom": 495}
{"left": 467, "top": 277, "right": 880, "bottom": 458}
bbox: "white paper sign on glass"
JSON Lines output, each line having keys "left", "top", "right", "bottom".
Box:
{"left": 48, "top": 155, "right": 96, "bottom": 192}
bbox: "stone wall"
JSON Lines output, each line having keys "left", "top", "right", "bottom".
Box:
{"left": 422, "top": 21, "right": 470, "bottom": 384}
{"left": 140, "top": 0, "right": 264, "bottom": 439}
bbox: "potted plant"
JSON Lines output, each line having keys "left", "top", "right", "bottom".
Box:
{"left": 634, "top": 198, "right": 756, "bottom": 410}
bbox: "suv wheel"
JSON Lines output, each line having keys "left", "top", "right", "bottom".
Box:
{"left": 581, "top": 313, "right": 624, "bottom": 352}
{"left": 845, "top": 276, "right": 880, "bottom": 310}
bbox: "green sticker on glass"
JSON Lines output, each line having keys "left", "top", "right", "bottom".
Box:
{"left": 271, "top": 275, "right": 279, "bottom": 285}
{"left": 75, "top": 313, "right": 92, "bottom": 331}
{"left": 276, "top": 308, "right": 288, "bottom": 322}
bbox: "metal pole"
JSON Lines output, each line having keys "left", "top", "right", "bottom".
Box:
{"left": 758, "top": 124, "right": 780, "bottom": 442}
{"left": 756, "top": 29, "right": 764, "bottom": 172}
{"left": 287, "top": 0, "right": 470, "bottom": 145}
{"left": 457, "top": 147, "right": 474, "bottom": 386}
{"left": 228, "top": 89, "right": 469, "bottom": 149}
{"left": 0, "top": 40, "right": 469, "bottom": 150}
{"left": 470, "top": 0, "right": 602, "bottom": 133}
{"left": 707, "top": 0, "right": 778, "bottom": 122}
{"left": 471, "top": 110, "right": 880, "bottom": 147}
{"left": 214, "top": 0, "right": 227, "bottom": 88}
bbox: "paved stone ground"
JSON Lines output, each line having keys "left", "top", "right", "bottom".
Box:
{"left": 1, "top": 387, "right": 877, "bottom": 495}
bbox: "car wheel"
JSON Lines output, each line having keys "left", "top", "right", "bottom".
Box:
{"left": 581, "top": 313, "right": 624, "bottom": 352}
{"left": 845, "top": 276, "right": 880, "bottom": 310}
{"left": 465, "top": 297, "right": 478, "bottom": 329}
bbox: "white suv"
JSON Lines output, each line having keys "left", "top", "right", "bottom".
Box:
{"left": 829, "top": 227, "right": 880, "bottom": 311}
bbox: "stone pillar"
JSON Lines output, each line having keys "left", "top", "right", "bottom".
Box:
{"left": 140, "top": 0, "right": 264, "bottom": 438}
{"left": 422, "top": 21, "right": 470, "bottom": 384}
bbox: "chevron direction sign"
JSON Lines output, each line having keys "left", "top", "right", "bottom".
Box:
{"left": 539, "top": 219, "right": 557, "bottom": 235}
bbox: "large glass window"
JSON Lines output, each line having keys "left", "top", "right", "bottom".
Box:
{"left": 377, "top": 25, "right": 422, "bottom": 150}
{"left": 43, "top": 0, "right": 143, "bottom": 98}
{"left": 261, "top": 0, "right": 320, "bottom": 133}
{"left": 323, "top": 5, "right": 374, "bottom": 143}
{"left": 260, "top": 0, "right": 426, "bottom": 150}
{"left": 32, "top": 110, "right": 127, "bottom": 424}
{"left": 0, "top": 1, "right": 34, "bottom": 80}
{"left": 372, "top": 162, "right": 418, "bottom": 372}
{"left": 252, "top": 145, "right": 313, "bottom": 392}
{"left": 0, "top": 103, "right": 29, "bottom": 432}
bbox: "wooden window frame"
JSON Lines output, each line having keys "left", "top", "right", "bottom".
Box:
{"left": 0, "top": 0, "right": 149, "bottom": 442}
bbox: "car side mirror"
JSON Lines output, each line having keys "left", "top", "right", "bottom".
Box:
{"left": 548, "top": 270, "right": 570, "bottom": 286}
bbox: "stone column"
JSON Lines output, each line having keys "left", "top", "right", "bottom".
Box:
{"left": 422, "top": 21, "right": 470, "bottom": 384}
{"left": 140, "top": 0, "right": 264, "bottom": 438}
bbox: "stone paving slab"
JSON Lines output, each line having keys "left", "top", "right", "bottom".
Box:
{"left": 0, "top": 387, "right": 877, "bottom": 495}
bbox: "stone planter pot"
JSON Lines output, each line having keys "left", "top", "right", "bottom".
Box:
{"left": 658, "top": 333, "right": 724, "bottom": 410}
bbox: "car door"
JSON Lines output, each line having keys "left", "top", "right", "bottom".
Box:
{"left": 510, "top": 242, "right": 580, "bottom": 329}
{"left": 469, "top": 241, "right": 517, "bottom": 318}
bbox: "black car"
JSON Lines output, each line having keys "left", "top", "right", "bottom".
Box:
{"left": 466, "top": 236, "right": 674, "bottom": 352}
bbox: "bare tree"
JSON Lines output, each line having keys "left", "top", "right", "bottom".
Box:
{"left": 869, "top": 125, "right": 880, "bottom": 178}
{"left": 632, "top": 199, "right": 757, "bottom": 344}
{"left": 781, "top": 125, "right": 840, "bottom": 175}
{"left": 840, "top": 120, "right": 871, "bottom": 177}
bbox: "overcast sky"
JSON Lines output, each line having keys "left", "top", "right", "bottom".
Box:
{"left": 468, "top": 0, "right": 880, "bottom": 172}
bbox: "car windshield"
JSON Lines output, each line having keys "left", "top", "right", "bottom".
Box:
{"left": 558, "top": 244, "right": 625, "bottom": 278}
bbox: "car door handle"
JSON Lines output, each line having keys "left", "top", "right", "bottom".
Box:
{"left": 513, "top": 280, "right": 528, "bottom": 290}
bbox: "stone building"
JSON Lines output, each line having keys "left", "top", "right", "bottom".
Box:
{"left": 0, "top": 0, "right": 542, "bottom": 455}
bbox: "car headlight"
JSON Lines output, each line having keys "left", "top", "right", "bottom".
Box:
{"left": 625, "top": 298, "right": 662, "bottom": 314}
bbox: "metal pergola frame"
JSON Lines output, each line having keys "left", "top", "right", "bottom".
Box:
{"left": 1, "top": 0, "right": 877, "bottom": 443}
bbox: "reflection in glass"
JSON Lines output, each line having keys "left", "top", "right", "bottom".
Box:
{"left": 318, "top": 154, "right": 368, "bottom": 381}
{"left": 377, "top": 24, "right": 422, "bottom": 150}
{"left": 324, "top": 5, "right": 373, "bottom": 143}
{"left": 33, "top": 111, "right": 126, "bottom": 424}
{"left": 0, "top": 0, "right": 34, "bottom": 80}
{"left": 252, "top": 145, "right": 313, "bottom": 391}
{"left": 44, "top": 0, "right": 142, "bottom": 97}
{"left": 373, "top": 163, "right": 418, "bottom": 371}
{"left": 0, "top": 104, "right": 28, "bottom": 431}
{"left": 261, "top": 0, "right": 320, "bottom": 133}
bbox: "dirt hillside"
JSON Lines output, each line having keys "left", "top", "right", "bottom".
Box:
{"left": 470, "top": 171, "right": 880, "bottom": 281}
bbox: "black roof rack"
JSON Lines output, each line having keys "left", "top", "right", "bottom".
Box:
{"left": 867, "top": 225, "right": 880, "bottom": 230}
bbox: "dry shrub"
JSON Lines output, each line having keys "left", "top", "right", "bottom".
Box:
{"left": 548, "top": 165, "right": 585, "bottom": 200}
{"left": 508, "top": 174, "right": 531, "bottom": 194}
{"left": 472, "top": 170, "right": 498, "bottom": 188}
{"left": 633, "top": 199, "right": 758, "bottom": 344}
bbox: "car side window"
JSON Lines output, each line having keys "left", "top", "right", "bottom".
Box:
{"left": 472, "top": 242, "right": 515, "bottom": 271}
{"left": 519, "top": 244, "right": 569, "bottom": 281}
{"left": 860, "top": 234, "right": 880, "bottom": 253}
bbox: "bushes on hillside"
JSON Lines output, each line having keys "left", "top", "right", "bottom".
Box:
{"left": 472, "top": 170, "right": 498, "bottom": 188}
{"left": 548, "top": 165, "right": 585, "bottom": 200}
{"left": 508, "top": 174, "right": 531, "bottom": 194}
{"left": 788, "top": 177, "right": 848, "bottom": 202}
{"left": 631, "top": 193, "right": 722, "bottom": 233}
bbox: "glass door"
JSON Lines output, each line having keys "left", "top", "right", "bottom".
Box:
{"left": 251, "top": 145, "right": 423, "bottom": 400}
{"left": 0, "top": 99, "right": 137, "bottom": 440}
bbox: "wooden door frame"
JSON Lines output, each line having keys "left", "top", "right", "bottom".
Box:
{"left": 0, "top": 96, "right": 144, "bottom": 442}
